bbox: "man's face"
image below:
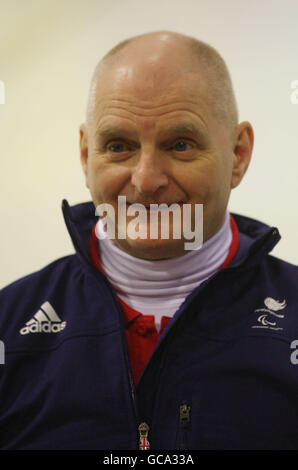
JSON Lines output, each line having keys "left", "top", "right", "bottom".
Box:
{"left": 80, "top": 49, "right": 244, "bottom": 260}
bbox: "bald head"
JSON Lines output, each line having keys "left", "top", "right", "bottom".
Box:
{"left": 85, "top": 31, "right": 238, "bottom": 137}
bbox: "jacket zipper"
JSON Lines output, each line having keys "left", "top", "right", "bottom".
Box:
{"left": 89, "top": 264, "right": 154, "bottom": 450}
{"left": 138, "top": 422, "right": 150, "bottom": 450}
{"left": 178, "top": 403, "right": 191, "bottom": 450}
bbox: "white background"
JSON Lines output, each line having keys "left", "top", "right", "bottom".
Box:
{"left": 0, "top": 0, "right": 297, "bottom": 287}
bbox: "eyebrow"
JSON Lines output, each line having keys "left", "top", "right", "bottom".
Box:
{"left": 162, "top": 124, "right": 207, "bottom": 141}
{"left": 96, "top": 127, "right": 135, "bottom": 140}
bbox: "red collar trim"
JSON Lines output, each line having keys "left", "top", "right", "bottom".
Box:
{"left": 219, "top": 214, "right": 239, "bottom": 269}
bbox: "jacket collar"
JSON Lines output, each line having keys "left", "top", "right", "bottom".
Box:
{"left": 61, "top": 199, "right": 281, "bottom": 270}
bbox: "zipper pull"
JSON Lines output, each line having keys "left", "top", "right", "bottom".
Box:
{"left": 179, "top": 403, "right": 191, "bottom": 450}
{"left": 138, "top": 422, "right": 150, "bottom": 450}
{"left": 179, "top": 403, "right": 191, "bottom": 423}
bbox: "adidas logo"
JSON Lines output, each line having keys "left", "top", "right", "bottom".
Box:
{"left": 20, "top": 301, "right": 66, "bottom": 335}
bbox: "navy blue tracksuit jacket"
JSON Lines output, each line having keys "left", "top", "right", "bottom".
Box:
{"left": 0, "top": 199, "right": 298, "bottom": 450}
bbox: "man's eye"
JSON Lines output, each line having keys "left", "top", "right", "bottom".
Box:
{"left": 171, "top": 141, "right": 192, "bottom": 152}
{"left": 107, "top": 142, "right": 129, "bottom": 153}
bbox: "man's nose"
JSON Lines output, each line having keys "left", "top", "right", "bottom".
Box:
{"left": 131, "top": 151, "right": 168, "bottom": 195}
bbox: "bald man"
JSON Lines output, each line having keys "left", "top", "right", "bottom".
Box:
{"left": 0, "top": 31, "right": 298, "bottom": 451}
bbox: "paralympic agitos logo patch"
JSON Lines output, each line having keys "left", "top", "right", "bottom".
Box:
{"left": 252, "top": 297, "right": 286, "bottom": 331}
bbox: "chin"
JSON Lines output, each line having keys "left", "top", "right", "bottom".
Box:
{"left": 116, "top": 236, "right": 187, "bottom": 260}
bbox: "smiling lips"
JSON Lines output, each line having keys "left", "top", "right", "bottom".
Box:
{"left": 127, "top": 201, "right": 185, "bottom": 208}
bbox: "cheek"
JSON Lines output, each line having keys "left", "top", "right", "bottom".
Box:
{"left": 88, "top": 159, "right": 130, "bottom": 202}
{"left": 180, "top": 158, "right": 231, "bottom": 208}
{"left": 181, "top": 164, "right": 217, "bottom": 201}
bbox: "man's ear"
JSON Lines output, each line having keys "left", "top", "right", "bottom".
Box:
{"left": 79, "top": 123, "right": 89, "bottom": 189}
{"left": 231, "top": 121, "right": 254, "bottom": 189}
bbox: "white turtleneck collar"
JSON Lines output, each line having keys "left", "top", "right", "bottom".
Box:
{"left": 96, "top": 211, "right": 232, "bottom": 332}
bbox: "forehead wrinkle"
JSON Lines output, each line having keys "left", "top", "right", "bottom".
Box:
{"left": 97, "top": 92, "right": 208, "bottom": 110}
{"left": 98, "top": 96, "right": 204, "bottom": 108}
{"left": 95, "top": 113, "right": 137, "bottom": 132}
{"left": 100, "top": 105, "right": 208, "bottom": 119}
{"left": 95, "top": 103, "right": 210, "bottom": 132}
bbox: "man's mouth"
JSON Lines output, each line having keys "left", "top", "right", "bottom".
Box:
{"left": 127, "top": 201, "right": 185, "bottom": 209}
